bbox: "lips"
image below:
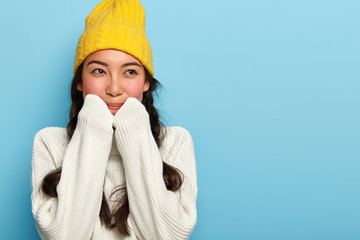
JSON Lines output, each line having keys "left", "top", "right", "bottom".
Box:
{"left": 106, "top": 103, "right": 123, "bottom": 110}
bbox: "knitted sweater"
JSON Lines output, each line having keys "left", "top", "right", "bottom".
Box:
{"left": 31, "top": 95, "right": 197, "bottom": 240}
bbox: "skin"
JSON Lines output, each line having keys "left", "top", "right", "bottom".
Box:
{"left": 77, "top": 49, "right": 150, "bottom": 115}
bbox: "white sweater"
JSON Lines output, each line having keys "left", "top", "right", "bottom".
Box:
{"left": 31, "top": 95, "right": 197, "bottom": 240}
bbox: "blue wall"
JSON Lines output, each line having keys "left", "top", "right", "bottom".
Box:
{"left": 0, "top": 0, "right": 359, "bottom": 239}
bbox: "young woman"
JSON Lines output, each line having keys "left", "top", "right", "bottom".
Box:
{"left": 31, "top": 0, "right": 197, "bottom": 239}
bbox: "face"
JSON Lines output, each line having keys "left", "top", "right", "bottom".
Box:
{"left": 77, "top": 49, "right": 150, "bottom": 115}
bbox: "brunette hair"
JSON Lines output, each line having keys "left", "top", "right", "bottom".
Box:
{"left": 41, "top": 61, "right": 183, "bottom": 236}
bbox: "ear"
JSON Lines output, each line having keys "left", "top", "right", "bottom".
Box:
{"left": 77, "top": 83, "right": 83, "bottom": 91}
{"left": 143, "top": 80, "right": 150, "bottom": 92}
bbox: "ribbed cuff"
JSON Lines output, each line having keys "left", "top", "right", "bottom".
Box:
{"left": 112, "top": 98, "right": 151, "bottom": 161}
{"left": 113, "top": 97, "right": 149, "bottom": 132}
{"left": 77, "top": 94, "right": 114, "bottom": 133}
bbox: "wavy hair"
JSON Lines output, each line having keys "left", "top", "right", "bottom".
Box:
{"left": 41, "top": 61, "right": 183, "bottom": 236}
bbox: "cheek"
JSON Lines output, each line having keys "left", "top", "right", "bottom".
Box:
{"left": 81, "top": 77, "right": 105, "bottom": 96}
{"left": 124, "top": 81, "right": 147, "bottom": 98}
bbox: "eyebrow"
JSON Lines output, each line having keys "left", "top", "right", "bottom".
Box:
{"left": 87, "top": 60, "right": 142, "bottom": 68}
{"left": 121, "top": 62, "right": 142, "bottom": 68}
{"left": 87, "top": 60, "right": 108, "bottom": 67}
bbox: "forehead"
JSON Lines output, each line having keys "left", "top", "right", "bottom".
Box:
{"left": 85, "top": 49, "right": 142, "bottom": 66}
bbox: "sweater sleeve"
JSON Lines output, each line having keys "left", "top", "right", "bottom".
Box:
{"left": 113, "top": 97, "right": 198, "bottom": 240}
{"left": 31, "top": 94, "right": 114, "bottom": 240}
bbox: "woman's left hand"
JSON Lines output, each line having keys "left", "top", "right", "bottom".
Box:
{"left": 113, "top": 97, "right": 149, "bottom": 130}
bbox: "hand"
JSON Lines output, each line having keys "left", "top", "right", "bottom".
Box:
{"left": 78, "top": 94, "right": 114, "bottom": 130}
{"left": 113, "top": 97, "right": 149, "bottom": 129}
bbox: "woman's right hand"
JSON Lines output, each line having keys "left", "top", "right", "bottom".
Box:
{"left": 78, "top": 94, "right": 114, "bottom": 132}
{"left": 31, "top": 94, "right": 116, "bottom": 239}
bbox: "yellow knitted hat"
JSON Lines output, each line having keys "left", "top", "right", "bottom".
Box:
{"left": 73, "top": 0, "right": 154, "bottom": 76}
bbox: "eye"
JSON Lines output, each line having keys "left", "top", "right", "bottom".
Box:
{"left": 92, "top": 68, "right": 105, "bottom": 74}
{"left": 124, "top": 69, "right": 137, "bottom": 75}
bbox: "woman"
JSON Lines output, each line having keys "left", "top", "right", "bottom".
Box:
{"left": 31, "top": 0, "right": 198, "bottom": 239}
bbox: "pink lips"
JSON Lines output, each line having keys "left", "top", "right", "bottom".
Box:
{"left": 106, "top": 103, "right": 123, "bottom": 111}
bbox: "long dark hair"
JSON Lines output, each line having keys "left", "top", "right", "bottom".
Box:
{"left": 41, "top": 61, "right": 184, "bottom": 236}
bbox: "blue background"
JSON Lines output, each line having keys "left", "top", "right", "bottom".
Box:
{"left": 0, "top": 0, "right": 359, "bottom": 239}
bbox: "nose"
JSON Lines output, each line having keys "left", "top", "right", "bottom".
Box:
{"left": 106, "top": 75, "right": 123, "bottom": 97}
